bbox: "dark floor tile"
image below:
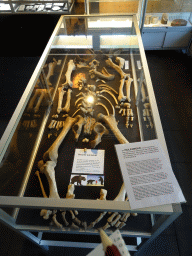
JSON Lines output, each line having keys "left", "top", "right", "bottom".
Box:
{"left": 171, "top": 162, "right": 192, "bottom": 205}
{"left": 174, "top": 204, "right": 192, "bottom": 256}
{"left": 163, "top": 130, "right": 192, "bottom": 163}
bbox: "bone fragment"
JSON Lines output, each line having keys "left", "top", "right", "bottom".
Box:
{"left": 107, "top": 212, "right": 118, "bottom": 223}
{"left": 89, "top": 67, "right": 115, "bottom": 81}
{"left": 125, "top": 76, "right": 133, "bottom": 102}
{"left": 72, "top": 115, "right": 85, "bottom": 142}
{"left": 61, "top": 211, "right": 69, "bottom": 226}
{"left": 141, "top": 83, "right": 147, "bottom": 102}
{"left": 98, "top": 84, "right": 118, "bottom": 95}
{"left": 52, "top": 120, "right": 57, "bottom": 129}
{"left": 90, "top": 122, "right": 109, "bottom": 148}
{"left": 106, "top": 58, "right": 128, "bottom": 79}
{"left": 46, "top": 59, "right": 57, "bottom": 86}
{"left": 34, "top": 90, "right": 46, "bottom": 113}
{"left": 82, "top": 138, "right": 89, "bottom": 143}
{"left": 120, "top": 213, "right": 130, "bottom": 222}
{"left": 122, "top": 109, "right": 126, "bottom": 116}
{"left": 116, "top": 57, "right": 125, "bottom": 69}
{"left": 98, "top": 114, "right": 129, "bottom": 144}
{"left": 38, "top": 160, "right": 60, "bottom": 199}
{"left": 131, "top": 213, "right": 138, "bottom": 217}
{"left": 88, "top": 212, "right": 107, "bottom": 229}
{"left": 27, "top": 89, "right": 41, "bottom": 112}
{"left": 52, "top": 114, "right": 59, "bottom": 119}
{"left": 75, "top": 97, "right": 83, "bottom": 106}
{"left": 71, "top": 222, "right": 79, "bottom": 230}
{"left": 72, "top": 109, "right": 80, "bottom": 118}
{"left": 70, "top": 210, "right": 76, "bottom": 219}
{"left": 74, "top": 217, "right": 81, "bottom": 226}
{"left": 102, "top": 222, "right": 111, "bottom": 231}
{"left": 96, "top": 103, "right": 109, "bottom": 116}
{"left": 52, "top": 214, "right": 63, "bottom": 229}
{"left": 62, "top": 59, "right": 75, "bottom": 88}
{"left": 82, "top": 221, "right": 87, "bottom": 230}
{"left": 97, "top": 95, "right": 115, "bottom": 116}
{"left": 89, "top": 59, "right": 100, "bottom": 69}
{"left": 83, "top": 117, "right": 96, "bottom": 135}
{"left": 57, "top": 87, "right": 66, "bottom": 114}
{"left": 40, "top": 209, "right": 52, "bottom": 220}
{"left": 62, "top": 89, "right": 72, "bottom": 113}
{"left": 35, "top": 171, "right": 48, "bottom": 198}
{"left": 118, "top": 222, "right": 126, "bottom": 229}
{"left": 118, "top": 78, "right": 127, "bottom": 102}
{"left": 66, "top": 184, "right": 75, "bottom": 199}
{"left": 111, "top": 214, "right": 121, "bottom": 226}
{"left": 115, "top": 221, "right": 122, "bottom": 228}
{"left": 43, "top": 116, "right": 77, "bottom": 162}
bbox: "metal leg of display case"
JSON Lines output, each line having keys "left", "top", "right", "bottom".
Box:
{"left": 84, "top": 0, "right": 89, "bottom": 15}
{"left": 134, "top": 204, "right": 182, "bottom": 256}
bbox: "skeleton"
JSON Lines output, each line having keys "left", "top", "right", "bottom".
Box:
{"left": 46, "top": 58, "right": 57, "bottom": 86}
{"left": 57, "top": 87, "right": 66, "bottom": 114}
{"left": 62, "top": 59, "right": 75, "bottom": 88}
{"left": 97, "top": 89, "right": 118, "bottom": 106}
{"left": 119, "top": 102, "right": 134, "bottom": 128}
{"left": 90, "top": 122, "right": 109, "bottom": 148}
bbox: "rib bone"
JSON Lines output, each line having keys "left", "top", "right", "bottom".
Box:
{"left": 43, "top": 116, "right": 78, "bottom": 162}
{"left": 90, "top": 122, "right": 109, "bottom": 148}
{"left": 57, "top": 87, "right": 66, "bottom": 114}
{"left": 98, "top": 114, "right": 129, "bottom": 144}
{"left": 98, "top": 90, "right": 118, "bottom": 105}
{"left": 62, "top": 89, "right": 72, "bottom": 113}
{"left": 62, "top": 59, "right": 76, "bottom": 88}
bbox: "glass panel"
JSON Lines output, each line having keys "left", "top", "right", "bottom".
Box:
{"left": 89, "top": 0, "right": 140, "bottom": 15}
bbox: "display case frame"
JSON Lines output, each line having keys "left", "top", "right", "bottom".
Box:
{"left": 0, "top": 14, "right": 182, "bottom": 255}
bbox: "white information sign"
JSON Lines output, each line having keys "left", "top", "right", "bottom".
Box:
{"left": 72, "top": 149, "right": 105, "bottom": 175}
{"left": 115, "top": 139, "right": 185, "bottom": 209}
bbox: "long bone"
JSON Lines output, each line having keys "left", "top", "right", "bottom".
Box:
{"left": 27, "top": 89, "right": 41, "bottom": 112}
{"left": 38, "top": 160, "right": 60, "bottom": 199}
{"left": 97, "top": 90, "right": 118, "bottom": 105}
{"left": 46, "top": 58, "right": 57, "bottom": 86}
{"left": 90, "top": 122, "right": 109, "bottom": 148}
{"left": 72, "top": 115, "right": 85, "bottom": 142}
{"left": 43, "top": 116, "right": 78, "bottom": 162}
{"left": 89, "top": 67, "right": 115, "bottom": 81}
{"left": 125, "top": 76, "right": 133, "bottom": 102}
{"left": 35, "top": 171, "right": 52, "bottom": 220}
{"left": 88, "top": 189, "right": 107, "bottom": 229}
{"left": 98, "top": 114, "right": 129, "bottom": 144}
{"left": 115, "top": 57, "right": 125, "bottom": 69}
{"left": 118, "top": 78, "right": 127, "bottom": 102}
{"left": 34, "top": 89, "right": 46, "bottom": 113}
{"left": 57, "top": 87, "right": 66, "bottom": 114}
{"left": 106, "top": 58, "right": 128, "bottom": 79}
{"left": 62, "top": 59, "right": 76, "bottom": 88}
{"left": 62, "top": 89, "right": 72, "bottom": 113}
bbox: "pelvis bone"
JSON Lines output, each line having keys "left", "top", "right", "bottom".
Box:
{"left": 43, "top": 116, "right": 78, "bottom": 162}
{"left": 90, "top": 122, "right": 109, "bottom": 148}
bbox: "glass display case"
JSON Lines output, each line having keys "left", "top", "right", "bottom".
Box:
{"left": 141, "top": 0, "right": 192, "bottom": 49}
{"left": 0, "top": 14, "right": 182, "bottom": 255}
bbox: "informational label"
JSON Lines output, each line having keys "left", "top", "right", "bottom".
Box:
{"left": 72, "top": 149, "right": 105, "bottom": 175}
{"left": 137, "top": 60, "right": 142, "bottom": 69}
{"left": 87, "top": 230, "right": 130, "bottom": 256}
{"left": 115, "top": 139, "right": 185, "bottom": 209}
{"left": 125, "top": 60, "right": 129, "bottom": 70}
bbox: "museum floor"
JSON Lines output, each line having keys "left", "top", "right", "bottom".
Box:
{"left": 0, "top": 14, "right": 192, "bottom": 256}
